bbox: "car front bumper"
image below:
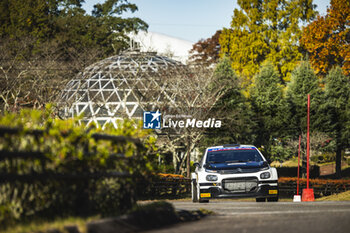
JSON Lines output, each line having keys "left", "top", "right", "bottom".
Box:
{"left": 198, "top": 181, "right": 278, "bottom": 199}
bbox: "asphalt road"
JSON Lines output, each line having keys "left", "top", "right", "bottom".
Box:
{"left": 146, "top": 200, "right": 350, "bottom": 233}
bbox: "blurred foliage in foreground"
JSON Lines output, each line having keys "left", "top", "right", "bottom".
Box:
{"left": 0, "top": 106, "right": 158, "bottom": 228}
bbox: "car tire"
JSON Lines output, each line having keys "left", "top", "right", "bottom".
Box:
{"left": 195, "top": 181, "right": 210, "bottom": 203}
{"left": 267, "top": 196, "right": 279, "bottom": 202}
{"left": 256, "top": 198, "right": 266, "bottom": 202}
{"left": 199, "top": 199, "right": 209, "bottom": 203}
{"left": 191, "top": 180, "right": 198, "bottom": 203}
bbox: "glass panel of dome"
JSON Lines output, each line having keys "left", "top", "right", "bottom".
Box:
{"left": 104, "top": 81, "right": 114, "bottom": 90}
{"left": 133, "top": 106, "right": 143, "bottom": 117}
{"left": 97, "top": 120, "right": 106, "bottom": 127}
{"left": 126, "top": 92, "right": 137, "bottom": 102}
{"left": 103, "top": 91, "right": 114, "bottom": 102}
{"left": 126, "top": 104, "right": 137, "bottom": 116}
{"left": 107, "top": 104, "right": 119, "bottom": 115}
{"left": 87, "top": 90, "right": 97, "bottom": 100}
{"left": 100, "top": 80, "right": 109, "bottom": 89}
{"left": 117, "top": 90, "right": 125, "bottom": 101}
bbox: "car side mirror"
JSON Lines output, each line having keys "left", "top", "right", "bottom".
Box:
{"left": 193, "top": 162, "right": 200, "bottom": 168}
{"left": 266, "top": 159, "right": 272, "bottom": 164}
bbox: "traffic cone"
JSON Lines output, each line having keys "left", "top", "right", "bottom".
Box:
{"left": 302, "top": 188, "right": 314, "bottom": 201}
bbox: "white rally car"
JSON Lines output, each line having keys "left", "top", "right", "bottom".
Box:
{"left": 191, "top": 144, "right": 278, "bottom": 202}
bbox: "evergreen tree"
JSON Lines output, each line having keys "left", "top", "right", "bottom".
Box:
{"left": 285, "top": 61, "right": 324, "bottom": 176}
{"left": 201, "top": 57, "right": 255, "bottom": 148}
{"left": 323, "top": 67, "right": 350, "bottom": 177}
{"left": 250, "top": 62, "right": 285, "bottom": 152}
{"left": 285, "top": 61, "right": 323, "bottom": 139}
{"left": 0, "top": 0, "right": 60, "bottom": 39}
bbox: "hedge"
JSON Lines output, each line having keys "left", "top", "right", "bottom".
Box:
{"left": 0, "top": 106, "right": 158, "bottom": 228}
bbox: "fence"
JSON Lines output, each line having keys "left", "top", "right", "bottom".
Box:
{"left": 278, "top": 178, "right": 350, "bottom": 198}
{"left": 146, "top": 175, "right": 350, "bottom": 200}
{"left": 147, "top": 174, "right": 191, "bottom": 199}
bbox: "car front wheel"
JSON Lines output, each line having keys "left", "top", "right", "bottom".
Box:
{"left": 191, "top": 180, "right": 198, "bottom": 202}
{"left": 267, "top": 196, "right": 279, "bottom": 202}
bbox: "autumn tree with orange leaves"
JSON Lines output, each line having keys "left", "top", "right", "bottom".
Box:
{"left": 301, "top": 0, "right": 350, "bottom": 76}
{"left": 189, "top": 30, "right": 221, "bottom": 64}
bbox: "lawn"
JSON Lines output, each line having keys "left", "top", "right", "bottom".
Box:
{"left": 316, "top": 190, "right": 350, "bottom": 201}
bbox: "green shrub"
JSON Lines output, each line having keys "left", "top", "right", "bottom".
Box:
{"left": 316, "top": 152, "right": 336, "bottom": 163}
{"left": 0, "top": 106, "right": 158, "bottom": 228}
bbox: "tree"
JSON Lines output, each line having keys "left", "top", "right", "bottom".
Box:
{"left": 250, "top": 62, "right": 285, "bottom": 154}
{"left": 285, "top": 61, "right": 324, "bottom": 176}
{"left": 0, "top": 0, "right": 148, "bottom": 113}
{"left": 200, "top": 57, "right": 255, "bottom": 149}
{"left": 301, "top": 0, "right": 350, "bottom": 76}
{"left": 189, "top": 30, "right": 221, "bottom": 64}
{"left": 219, "top": 0, "right": 316, "bottom": 84}
{"left": 0, "top": 0, "right": 60, "bottom": 39}
{"left": 285, "top": 61, "right": 323, "bottom": 136}
{"left": 323, "top": 67, "right": 350, "bottom": 177}
{"left": 131, "top": 65, "right": 229, "bottom": 177}
{"left": 0, "top": 0, "right": 148, "bottom": 56}
{"left": 0, "top": 38, "right": 104, "bottom": 113}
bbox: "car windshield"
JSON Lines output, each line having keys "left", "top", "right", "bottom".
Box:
{"left": 206, "top": 149, "right": 263, "bottom": 164}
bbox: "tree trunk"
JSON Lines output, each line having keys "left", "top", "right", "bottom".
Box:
{"left": 335, "top": 145, "right": 342, "bottom": 178}
{"left": 172, "top": 150, "right": 178, "bottom": 174}
{"left": 186, "top": 146, "right": 191, "bottom": 178}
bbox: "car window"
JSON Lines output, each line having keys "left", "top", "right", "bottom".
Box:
{"left": 206, "top": 149, "right": 263, "bottom": 163}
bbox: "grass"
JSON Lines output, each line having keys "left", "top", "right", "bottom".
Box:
{"left": 271, "top": 157, "right": 318, "bottom": 167}
{"left": 2, "top": 215, "right": 99, "bottom": 233}
{"left": 316, "top": 190, "right": 350, "bottom": 201}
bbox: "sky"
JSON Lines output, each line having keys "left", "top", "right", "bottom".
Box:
{"left": 83, "top": 0, "right": 330, "bottom": 43}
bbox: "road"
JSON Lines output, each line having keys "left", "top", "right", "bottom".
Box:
{"left": 146, "top": 200, "right": 350, "bottom": 233}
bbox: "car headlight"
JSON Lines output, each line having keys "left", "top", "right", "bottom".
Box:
{"left": 205, "top": 169, "right": 218, "bottom": 173}
{"left": 206, "top": 174, "right": 218, "bottom": 181}
{"left": 260, "top": 171, "right": 271, "bottom": 179}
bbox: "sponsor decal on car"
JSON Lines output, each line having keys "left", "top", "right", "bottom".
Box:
{"left": 207, "top": 147, "right": 255, "bottom": 152}
{"left": 269, "top": 190, "right": 278, "bottom": 194}
{"left": 200, "top": 193, "right": 211, "bottom": 198}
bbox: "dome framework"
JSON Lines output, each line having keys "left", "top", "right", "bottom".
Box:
{"left": 59, "top": 50, "right": 183, "bottom": 128}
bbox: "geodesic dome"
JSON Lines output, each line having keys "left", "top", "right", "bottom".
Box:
{"left": 58, "top": 50, "right": 182, "bottom": 128}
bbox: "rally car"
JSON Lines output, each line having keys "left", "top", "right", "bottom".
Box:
{"left": 191, "top": 144, "right": 278, "bottom": 202}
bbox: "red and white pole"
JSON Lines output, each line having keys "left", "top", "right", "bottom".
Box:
{"left": 307, "top": 94, "right": 310, "bottom": 188}
{"left": 302, "top": 94, "right": 314, "bottom": 201}
{"left": 293, "top": 135, "right": 302, "bottom": 202}
{"left": 297, "top": 134, "right": 301, "bottom": 195}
